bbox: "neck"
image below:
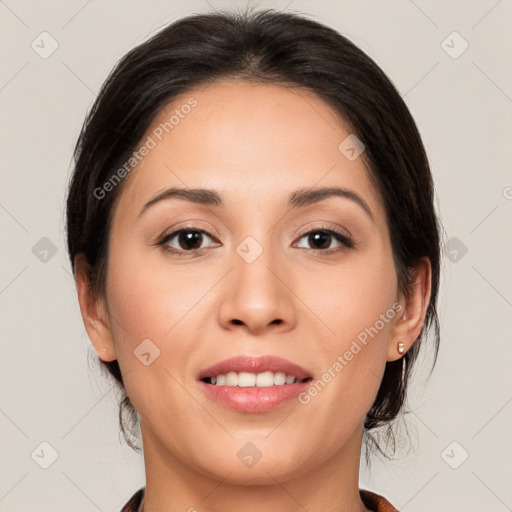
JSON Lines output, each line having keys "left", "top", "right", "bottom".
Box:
{"left": 139, "top": 422, "right": 371, "bottom": 512}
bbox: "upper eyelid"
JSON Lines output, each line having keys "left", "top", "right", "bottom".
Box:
{"left": 160, "top": 227, "right": 219, "bottom": 244}
{"left": 295, "top": 225, "right": 350, "bottom": 239}
{"left": 162, "top": 225, "right": 347, "bottom": 238}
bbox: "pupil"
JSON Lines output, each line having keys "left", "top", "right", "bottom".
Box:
{"left": 179, "top": 231, "right": 202, "bottom": 250}
{"left": 310, "top": 232, "right": 330, "bottom": 249}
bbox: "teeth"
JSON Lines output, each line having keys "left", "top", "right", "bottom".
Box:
{"left": 285, "top": 374, "right": 295, "bottom": 384}
{"left": 208, "top": 371, "right": 301, "bottom": 387}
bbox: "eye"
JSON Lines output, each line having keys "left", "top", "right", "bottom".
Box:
{"left": 294, "top": 228, "right": 353, "bottom": 254}
{"left": 158, "top": 228, "right": 219, "bottom": 255}
{"left": 157, "top": 226, "right": 353, "bottom": 257}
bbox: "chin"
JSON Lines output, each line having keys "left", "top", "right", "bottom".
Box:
{"left": 190, "top": 445, "right": 312, "bottom": 486}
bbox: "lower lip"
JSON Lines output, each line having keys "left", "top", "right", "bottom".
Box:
{"left": 199, "top": 380, "right": 312, "bottom": 412}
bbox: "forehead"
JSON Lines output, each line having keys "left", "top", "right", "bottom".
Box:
{"left": 115, "top": 80, "right": 385, "bottom": 223}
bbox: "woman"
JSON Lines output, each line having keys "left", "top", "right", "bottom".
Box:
{"left": 66, "top": 7, "right": 440, "bottom": 512}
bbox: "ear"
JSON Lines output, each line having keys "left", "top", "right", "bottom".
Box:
{"left": 387, "top": 257, "right": 432, "bottom": 362}
{"left": 74, "top": 254, "right": 117, "bottom": 362}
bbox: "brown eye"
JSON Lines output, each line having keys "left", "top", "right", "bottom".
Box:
{"left": 306, "top": 231, "right": 332, "bottom": 250}
{"left": 295, "top": 228, "right": 353, "bottom": 253}
{"left": 176, "top": 231, "right": 205, "bottom": 250}
{"left": 159, "top": 229, "right": 218, "bottom": 253}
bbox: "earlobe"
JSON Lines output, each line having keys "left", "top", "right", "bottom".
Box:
{"left": 74, "top": 254, "right": 117, "bottom": 362}
{"left": 387, "top": 257, "right": 432, "bottom": 362}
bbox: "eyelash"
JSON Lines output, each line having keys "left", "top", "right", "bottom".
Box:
{"left": 156, "top": 226, "right": 354, "bottom": 257}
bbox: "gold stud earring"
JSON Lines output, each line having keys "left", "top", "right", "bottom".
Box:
{"left": 397, "top": 342, "right": 405, "bottom": 355}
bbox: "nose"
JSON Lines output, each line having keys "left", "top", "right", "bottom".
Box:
{"left": 217, "top": 241, "right": 297, "bottom": 335}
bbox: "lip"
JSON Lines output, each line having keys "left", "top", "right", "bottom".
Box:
{"left": 199, "top": 381, "right": 312, "bottom": 412}
{"left": 198, "top": 355, "right": 312, "bottom": 381}
{"left": 197, "top": 355, "right": 313, "bottom": 413}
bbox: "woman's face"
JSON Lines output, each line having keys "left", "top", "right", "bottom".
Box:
{"left": 100, "top": 80, "right": 403, "bottom": 483}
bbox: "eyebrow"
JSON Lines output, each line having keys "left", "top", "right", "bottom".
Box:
{"left": 288, "top": 187, "right": 375, "bottom": 222}
{"left": 138, "top": 186, "right": 375, "bottom": 222}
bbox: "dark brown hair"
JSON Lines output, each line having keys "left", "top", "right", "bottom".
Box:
{"left": 66, "top": 7, "right": 441, "bottom": 455}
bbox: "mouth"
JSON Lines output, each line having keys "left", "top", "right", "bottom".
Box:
{"left": 198, "top": 354, "right": 313, "bottom": 384}
{"left": 201, "top": 372, "right": 311, "bottom": 387}
{"left": 197, "top": 355, "right": 313, "bottom": 412}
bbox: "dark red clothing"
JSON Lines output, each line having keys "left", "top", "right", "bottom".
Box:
{"left": 120, "top": 487, "right": 398, "bottom": 511}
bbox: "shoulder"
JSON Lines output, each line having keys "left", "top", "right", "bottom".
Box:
{"left": 360, "top": 489, "right": 399, "bottom": 511}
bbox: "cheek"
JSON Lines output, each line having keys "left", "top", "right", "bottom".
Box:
{"left": 302, "top": 243, "right": 398, "bottom": 345}
{"left": 296, "top": 246, "right": 398, "bottom": 414}
{"left": 103, "top": 254, "right": 199, "bottom": 425}
{"left": 102, "top": 240, "right": 227, "bottom": 402}
{"left": 105, "top": 240, "right": 213, "bottom": 346}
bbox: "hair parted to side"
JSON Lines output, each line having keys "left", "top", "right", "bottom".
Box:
{"left": 66, "top": 7, "right": 441, "bottom": 456}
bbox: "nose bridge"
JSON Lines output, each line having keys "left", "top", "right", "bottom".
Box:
{"left": 217, "top": 228, "right": 296, "bottom": 333}
{"left": 233, "top": 232, "right": 282, "bottom": 304}
{"left": 230, "top": 201, "right": 280, "bottom": 285}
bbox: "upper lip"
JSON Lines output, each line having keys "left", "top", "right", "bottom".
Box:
{"left": 198, "top": 355, "right": 312, "bottom": 381}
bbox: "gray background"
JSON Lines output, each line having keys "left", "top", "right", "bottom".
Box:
{"left": 1, "top": 0, "right": 511, "bottom": 510}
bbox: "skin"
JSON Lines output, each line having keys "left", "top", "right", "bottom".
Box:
{"left": 75, "top": 80, "right": 431, "bottom": 512}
